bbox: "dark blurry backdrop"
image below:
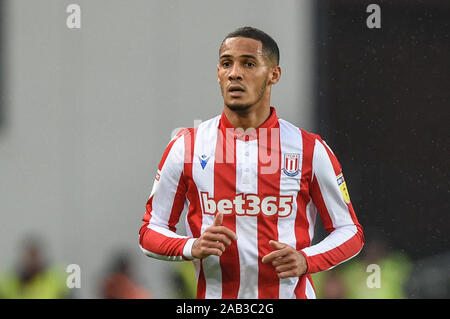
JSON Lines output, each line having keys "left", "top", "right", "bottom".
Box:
{"left": 315, "top": 0, "right": 449, "bottom": 260}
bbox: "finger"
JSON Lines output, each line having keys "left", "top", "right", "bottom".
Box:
{"left": 277, "top": 270, "right": 297, "bottom": 279}
{"left": 271, "top": 256, "right": 292, "bottom": 267}
{"left": 262, "top": 248, "right": 289, "bottom": 264}
{"left": 203, "top": 232, "right": 232, "bottom": 246}
{"left": 269, "top": 240, "right": 286, "bottom": 250}
{"left": 275, "top": 263, "right": 296, "bottom": 274}
{"left": 203, "top": 240, "right": 226, "bottom": 252}
{"left": 262, "top": 246, "right": 290, "bottom": 263}
{"left": 201, "top": 247, "right": 223, "bottom": 257}
{"left": 213, "top": 212, "right": 223, "bottom": 226}
{"left": 209, "top": 225, "right": 237, "bottom": 241}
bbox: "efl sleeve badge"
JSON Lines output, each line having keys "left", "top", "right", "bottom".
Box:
{"left": 336, "top": 173, "right": 351, "bottom": 204}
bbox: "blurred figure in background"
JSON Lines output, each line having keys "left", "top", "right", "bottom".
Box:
{"left": 0, "top": 235, "right": 69, "bottom": 299}
{"left": 100, "top": 251, "right": 151, "bottom": 299}
{"left": 169, "top": 262, "right": 197, "bottom": 299}
{"left": 313, "top": 236, "right": 413, "bottom": 299}
{"left": 340, "top": 237, "right": 412, "bottom": 298}
{"left": 311, "top": 267, "right": 347, "bottom": 299}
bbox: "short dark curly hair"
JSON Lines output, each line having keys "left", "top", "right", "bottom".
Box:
{"left": 220, "top": 26, "right": 280, "bottom": 65}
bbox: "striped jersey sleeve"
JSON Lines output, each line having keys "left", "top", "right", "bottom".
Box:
{"left": 300, "top": 135, "right": 364, "bottom": 274}
{"left": 138, "top": 129, "right": 195, "bottom": 261}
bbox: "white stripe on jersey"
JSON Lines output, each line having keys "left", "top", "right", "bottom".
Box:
{"left": 235, "top": 138, "right": 259, "bottom": 299}
{"left": 139, "top": 244, "right": 183, "bottom": 261}
{"left": 193, "top": 116, "right": 222, "bottom": 298}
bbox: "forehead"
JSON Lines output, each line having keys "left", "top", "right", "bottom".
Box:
{"left": 219, "top": 37, "right": 264, "bottom": 59}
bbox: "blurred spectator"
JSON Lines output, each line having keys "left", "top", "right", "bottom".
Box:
{"left": 311, "top": 268, "right": 347, "bottom": 299}
{"left": 170, "top": 262, "right": 197, "bottom": 299}
{"left": 100, "top": 251, "right": 151, "bottom": 299}
{"left": 340, "top": 237, "right": 413, "bottom": 298}
{"left": 0, "top": 235, "right": 69, "bottom": 299}
{"left": 313, "top": 237, "right": 413, "bottom": 299}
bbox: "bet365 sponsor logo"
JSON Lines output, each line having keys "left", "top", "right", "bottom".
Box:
{"left": 201, "top": 192, "right": 294, "bottom": 217}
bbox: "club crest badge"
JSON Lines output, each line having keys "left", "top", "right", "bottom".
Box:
{"left": 282, "top": 153, "right": 300, "bottom": 177}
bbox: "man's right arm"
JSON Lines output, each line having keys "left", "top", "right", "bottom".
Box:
{"left": 139, "top": 131, "right": 195, "bottom": 261}
{"left": 139, "top": 129, "right": 238, "bottom": 262}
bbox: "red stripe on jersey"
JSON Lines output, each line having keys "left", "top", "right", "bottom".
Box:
{"left": 294, "top": 275, "right": 307, "bottom": 299}
{"left": 141, "top": 228, "right": 189, "bottom": 256}
{"left": 310, "top": 176, "right": 335, "bottom": 233}
{"left": 168, "top": 174, "right": 187, "bottom": 232}
{"left": 215, "top": 128, "right": 240, "bottom": 298}
{"left": 138, "top": 198, "right": 153, "bottom": 246}
{"left": 196, "top": 264, "right": 206, "bottom": 299}
{"left": 257, "top": 125, "right": 281, "bottom": 299}
{"left": 294, "top": 130, "right": 315, "bottom": 298}
{"left": 295, "top": 130, "right": 316, "bottom": 250}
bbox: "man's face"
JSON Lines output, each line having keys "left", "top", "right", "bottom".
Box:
{"left": 218, "top": 37, "right": 279, "bottom": 111}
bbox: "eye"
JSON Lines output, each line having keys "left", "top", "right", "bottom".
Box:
{"left": 245, "top": 62, "right": 256, "bottom": 67}
{"left": 221, "top": 61, "right": 231, "bottom": 67}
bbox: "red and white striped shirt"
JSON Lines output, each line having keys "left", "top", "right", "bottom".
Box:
{"left": 139, "top": 107, "right": 364, "bottom": 299}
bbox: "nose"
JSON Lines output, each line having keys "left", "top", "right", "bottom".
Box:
{"left": 228, "top": 63, "right": 243, "bottom": 81}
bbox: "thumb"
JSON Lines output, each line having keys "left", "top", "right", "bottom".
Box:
{"left": 269, "top": 240, "right": 285, "bottom": 250}
{"left": 213, "top": 212, "right": 223, "bottom": 226}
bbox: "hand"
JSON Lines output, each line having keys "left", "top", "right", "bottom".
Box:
{"left": 261, "top": 240, "right": 308, "bottom": 278}
{"left": 191, "top": 212, "right": 237, "bottom": 259}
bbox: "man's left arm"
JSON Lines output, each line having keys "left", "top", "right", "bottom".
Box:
{"left": 262, "top": 136, "right": 364, "bottom": 277}
{"left": 299, "top": 137, "right": 364, "bottom": 274}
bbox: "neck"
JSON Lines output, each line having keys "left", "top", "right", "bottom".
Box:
{"left": 223, "top": 98, "right": 272, "bottom": 130}
{"left": 223, "top": 104, "right": 271, "bottom": 131}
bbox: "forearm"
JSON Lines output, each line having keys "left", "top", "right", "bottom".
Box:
{"left": 139, "top": 222, "right": 196, "bottom": 261}
{"left": 300, "top": 224, "right": 364, "bottom": 273}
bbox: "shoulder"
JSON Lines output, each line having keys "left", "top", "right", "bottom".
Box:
{"left": 277, "top": 118, "right": 323, "bottom": 145}
{"left": 161, "top": 115, "right": 221, "bottom": 160}
{"left": 172, "top": 115, "right": 221, "bottom": 139}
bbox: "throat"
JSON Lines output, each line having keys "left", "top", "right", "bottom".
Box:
{"left": 224, "top": 104, "right": 271, "bottom": 130}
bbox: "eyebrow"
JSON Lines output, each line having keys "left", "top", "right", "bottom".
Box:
{"left": 219, "top": 54, "right": 258, "bottom": 60}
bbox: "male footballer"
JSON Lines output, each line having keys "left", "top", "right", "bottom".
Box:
{"left": 139, "top": 26, "right": 364, "bottom": 299}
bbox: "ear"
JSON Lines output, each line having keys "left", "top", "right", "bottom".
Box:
{"left": 269, "top": 65, "right": 281, "bottom": 85}
{"left": 217, "top": 64, "right": 220, "bottom": 84}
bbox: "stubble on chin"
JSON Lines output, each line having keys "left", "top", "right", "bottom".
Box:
{"left": 225, "top": 103, "right": 253, "bottom": 112}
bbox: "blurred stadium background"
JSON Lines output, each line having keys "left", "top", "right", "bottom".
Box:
{"left": 0, "top": 0, "right": 448, "bottom": 299}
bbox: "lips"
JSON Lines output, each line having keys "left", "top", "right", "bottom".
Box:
{"left": 228, "top": 84, "right": 245, "bottom": 97}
